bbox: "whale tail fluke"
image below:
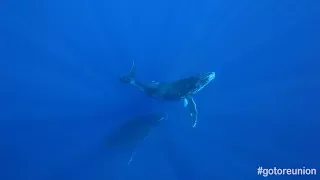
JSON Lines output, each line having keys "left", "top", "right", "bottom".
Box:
{"left": 120, "top": 60, "right": 136, "bottom": 84}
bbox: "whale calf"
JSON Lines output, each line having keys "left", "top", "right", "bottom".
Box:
{"left": 120, "top": 61, "right": 215, "bottom": 127}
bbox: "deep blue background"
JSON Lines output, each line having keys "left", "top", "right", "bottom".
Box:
{"left": 1, "top": 0, "right": 319, "bottom": 179}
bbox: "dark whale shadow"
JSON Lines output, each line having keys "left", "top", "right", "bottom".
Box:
{"left": 49, "top": 112, "right": 167, "bottom": 180}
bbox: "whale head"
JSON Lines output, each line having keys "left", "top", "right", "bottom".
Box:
{"left": 187, "top": 72, "right": 215, "bottom": 94}
{"left": 198, "top": 72, "right": 215, "bottom": 86}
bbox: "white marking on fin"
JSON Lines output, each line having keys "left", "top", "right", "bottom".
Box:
{"left": 187, "top": 97, "right": 198, "bottom": 128}
{"left": 127, "top": 134, "right": 149, "bottom": 165}
{"left": 183, "top": 98, "right": 188, "bottom": 107}
{"left": 192, "top": 114, "right": 197, "bottom": 128}
{"left": 128, "top": 151, "right": 136, "bottom": 165}
{"left": 130, "top": 60, "right": 135, "bottom": 74}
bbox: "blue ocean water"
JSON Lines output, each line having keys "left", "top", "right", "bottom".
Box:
{"left": 1, "top": 0, "right": 319, "bottom": 180}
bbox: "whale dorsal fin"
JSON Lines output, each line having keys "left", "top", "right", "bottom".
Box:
{"left": 148, "top": 81, "right": 160, "bottom": 89}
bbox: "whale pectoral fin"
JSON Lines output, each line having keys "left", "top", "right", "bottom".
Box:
{"left": 183, "top": 98, "right": 188, "bottom": 107}
{"left": 185, "top": 97, "right": 198, "bottom": 128}
{"left": 120, "top": 60, "right": 136, "bottom": 84}
{"left": 128, "top": 151, "right": 136, "bottom": 165}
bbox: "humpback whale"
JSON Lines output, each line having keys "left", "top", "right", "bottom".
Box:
{"left": 104, "top": 112, "right": 167, "bottom": 164}
{"left": 120, "top": 61, "right": 215, "bottom": 127}
{"left": 49, "top": 113, "right": 166, "bottom": 179}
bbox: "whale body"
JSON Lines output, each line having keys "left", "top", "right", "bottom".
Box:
{"left": 120, "top": 61, "right": 215, "bottom": 127}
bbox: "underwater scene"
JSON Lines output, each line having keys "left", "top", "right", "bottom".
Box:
{"left": 1, "top": 0, "right": 319, "bottom": 180}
